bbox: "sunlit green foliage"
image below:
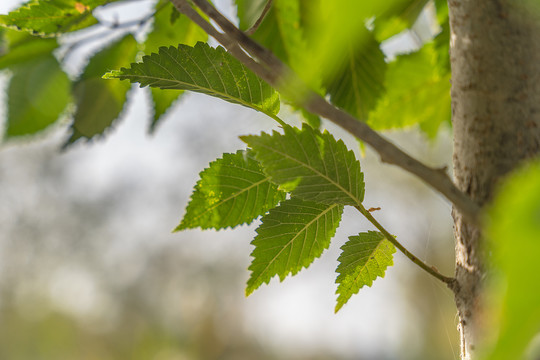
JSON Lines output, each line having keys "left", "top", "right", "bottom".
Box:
{"left": 242, "top": 124, "right": 365, "bottom": 206}
{"left": 1, "top": 0, "right": 537, "bottom": 343}
{"left": 0, "top": 29, "right": 57, "bottom": 70}
{"left": 368, "top": 43, "right": 450, "bottom": 135}
{"left": 144, "top": 0, "right": 207, "bottom": 131}
{"left": 247, "top": 198, "right": 343, "bottom": 295}
{"left": 0, "top": 0, "right": 107, "bottom": 36}
{"left": 335, "top": 231, "right": 395, "bottom": 312}
{"left": 68, "top": 34, "right": 138, "bottom": 145}
{"left": 177, "top": 150, "right": 286, "bottom": 231}
{"left": 105, "top": 42, "right": 281, "bottom": 120}
{"left": 484, "top": 160, "right": 540, "bottom": 360}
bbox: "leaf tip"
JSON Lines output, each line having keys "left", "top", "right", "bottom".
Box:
{"left": 102, "top": 70, "right": 121, "bottom": 79}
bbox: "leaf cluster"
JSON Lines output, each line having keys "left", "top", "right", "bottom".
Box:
{"left": 0, "top": 0, "right": 451, "bottom": 310}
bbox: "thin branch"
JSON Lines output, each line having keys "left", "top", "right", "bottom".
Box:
{"left": 356, "top": 204, "right": 456, "bottom": 286}
{"left": 171, "top": 0, "right": 482, "bottom": 224}
{"left": 245, "top": 0, "right": 274, "bottom": 35}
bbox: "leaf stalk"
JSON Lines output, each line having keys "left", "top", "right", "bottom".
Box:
{"left": 356, "top": 204, "right": 455, "bottom": 286}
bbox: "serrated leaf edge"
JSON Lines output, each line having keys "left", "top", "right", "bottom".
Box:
{"left": 246, "top": 202, "right": 343, "bottom": 295}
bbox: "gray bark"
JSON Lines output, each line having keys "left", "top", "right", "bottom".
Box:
{"left": 448, "top": 0, "right": 540, "bottom": 358}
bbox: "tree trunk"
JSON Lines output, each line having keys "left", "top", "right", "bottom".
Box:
{"left": 448, "top": 0, "right": 540, "bottom": 358}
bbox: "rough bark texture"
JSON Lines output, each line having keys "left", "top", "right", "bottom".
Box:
{"left": 448, "top": 0, "right": 540, "bottom": 358}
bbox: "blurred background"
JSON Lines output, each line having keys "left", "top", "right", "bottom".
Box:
{"left": 0, "top": 0, "right": 459, "bottom": 359}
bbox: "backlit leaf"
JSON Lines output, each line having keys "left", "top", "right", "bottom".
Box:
{"left": 368, "top": 42, "right": 450, "bottom": 137}
{"left": 176, "top": 150, "right": 286, "bottom": 231}
{"left": 66, "top": 34, "right": 138, "bottom": 145}
{"left": 104, "top": 42, "right": 280, "bottom": 120}
{"left": 5, "top": 55, "right": 71, "bottom": 138}
{"left": 247, "top": 198, "right": 343, "bottom": 295}
{"left": 0, "top": 0, "right": 108, "bottom": 36}
{"left": 325, "top": 29, "right": 386, "bottom": 121}
{"left": 0, "top": 29, "right": 57, "bottom": 70}
{"left": 234, "top": 0, "right": 267, "bottom": 31}
{"left": 335, "top": 231, "right": 395, "bottom": 312}
{"left": 241, "top": 124, "right": 365, "bottom": 206}
{"left": 484, "top": 160, "right": 540, "bottom": 360}
{"left": 144, "top": 0, "right": 207, "bottom": 132}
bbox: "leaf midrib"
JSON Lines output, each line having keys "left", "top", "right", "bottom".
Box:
{"left": 251, "top": 203, "right": 339, "bottom": 288}
{"left": 253, "top": 140, "right": 361, "bottom": 206}
{"left": 183, "top": 175, "right": 274, "bottom": 226}
{"left": 115, "top": 73, "right": 276, "bottom": 119}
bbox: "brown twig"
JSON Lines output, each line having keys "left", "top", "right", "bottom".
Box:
{"left": 170, "top": 0, "right": 482, "bottom": 225}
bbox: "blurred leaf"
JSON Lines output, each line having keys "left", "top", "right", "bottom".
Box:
{"left": 241, "top": 124, "right": 365, "bottom": 206}
{"left": 368, "top": 43, "right": 450, "bottom": 137}
{"left": 335, "top": 231, "right": 395, "bottom": 312}
{"left": 243, "top": 6, "right": 288, "bottom": 64}
{"left": 234, "top": 0, "right": 267, "bottom": 31}
{"left": 144, "top": 1, "right": 207, "bottom": 54}
{"left": 433, "top": 0, "right": 449, "bottom": 23}
{"left": 0, "top": 29, "right": 58, "bottom": 70}
{"left": 105, "top": 42, "right": 281, "bottom": 120}
{"left": 484, "top": 159, "right": 540, "bottom": 360}
{"left": 176, "top": 150, "right": 286, "bottom": 231}
{"left": 5, "top": 55, "right": 71, "bottom": 138}
{"left": 299, "top": 0, "right": 402, "bottom": 91}
{"left": 149, "top": 88, "right": 181, "bottom": 132}
{"left": 373, "top": 0, "right": 430, "bottom": 41}
{"left": 144, "top": 0, "right": 207, "bottom": 132}
{"left": 247, "top": 198, "right": 343, "bottom": 295}
{"left": 66, "top": 34, "right": 138, "bottom": 145}
{"left": 325, "top": 29, "right": 386, "bottom": 121}
{"left": 0, "top": 0, "right": 110, "bottom": 36}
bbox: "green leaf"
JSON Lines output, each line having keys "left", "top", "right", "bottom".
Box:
{"left": 0, "top": 29, "right": 58, "bottom": 70}
{"left": 144, "top": 1, "right": 207, "bottom": 54}
{"left": 299, "top": 0, "right": 403, "bottom": 90}
{"left": 0, "top": 0, "right": 105, "bottom": 36}
{"left": 234, "top": 0, "right": 267, "bottom": 31}
{"left": 5, "top": 55, "right": 71, "bottom": 138}
{"left": 66, "top": 34, "right": 138, "bottom": 145}
{"left": 484, "top": 160, "right": 540, "bottom": 360}
{"left": 149, "top": 87, "right": 182, "bottom": 133}
{"left": 247, "top": 198, "right": 343, "bottom": 295}
{"left": 373, "top": 0, "right": 430, "bottom": 41}
{"left": 104, "top": 42, "right": 281, "bottom": 120}
{"left": 176, "top": 150, "right": 286, "bottom": 231}
{"left": 144, "top": 0, "right": 207, "bottom": 132}
{"left": 335, "top": 231, "right": 395, "bottom": 312}
{"left": 241, "top": 124, "right": 365, "bottom": 206}
{"left": 325, "top": 29, "right": 386, "bottom": 121}
{"left": 368, "top": 43, "right": 450, "bottom": 136}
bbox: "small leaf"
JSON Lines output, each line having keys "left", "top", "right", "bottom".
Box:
{"left": 0, "top": 0, "right": 105, "bottom": 36}
{"left": 104, "top": 42, "right": 280, "bottom": 120}
{"left": 176, "top": 150, "right": 286, "bottom": 231}
{"left": 247, "top": 198, "right": 343, "bottom": 295}
{"left": 335, "top": 231, "right": 395, "bottom": 312}
{"left": 325, "top": 29, "right": 386, "bottom": 121}
{"left": 144, "top": 0, "right": 207, "bottom": 132}
{"left": 5, "top": 55, "right": 71, "bottom": 138}
{"left": 66, "top": 34, "right": 138, "bottom": 145}
{"left": 241, "top": 124, "right": 365, "bottom": 206}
